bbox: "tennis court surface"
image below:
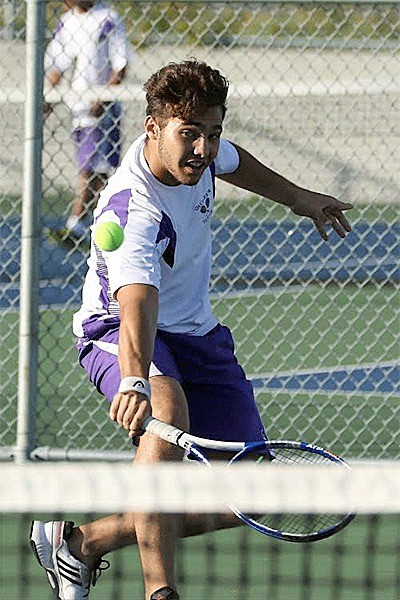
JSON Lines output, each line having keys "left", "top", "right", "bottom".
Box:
{"left": 0, "top": 211, "right": 398, "bottom": 461}
{"left": 1, "top": 216, "right": 398, "bottom": 309}
{"left": 1, "top": 214, "right": 398, "bottom": 399}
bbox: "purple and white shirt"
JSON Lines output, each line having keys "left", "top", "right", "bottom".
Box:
{"left": 73, "top": 134, "right": 240, "bottom": 338}
{"left": 44, "top": 3, "right": 132, "bottom": 130}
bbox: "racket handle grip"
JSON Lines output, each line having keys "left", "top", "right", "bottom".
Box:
{"left": 142, "top": 416, "right": 187, "bottom": 448}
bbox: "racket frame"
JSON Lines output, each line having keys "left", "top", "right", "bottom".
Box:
{"left": 229, "top": 440, "right": 356, "bottom": 542}
{"left": 141, "top": 416, "right": 356, "bottom": 542}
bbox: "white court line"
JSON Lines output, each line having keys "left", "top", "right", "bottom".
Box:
{"left": 255, "top": 388, "right": 399, "bottom": 400}
{"left": 250, "top": 359, "right": 400, "bottom": 399}
{"left": 0, "top": 282, "right": 307, "bottom": 314}
{"left": 249, "top": 358, "right": 399, "bottom": 380}
{"left": 210, "top": 284, "right": 306, "bottom": 299}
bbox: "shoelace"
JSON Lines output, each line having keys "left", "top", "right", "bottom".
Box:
{"left": 82, "top": 559, "right": 110, "bottom": 598}
{"left": 91, "top": 558, "right": 110, "bottom": 587}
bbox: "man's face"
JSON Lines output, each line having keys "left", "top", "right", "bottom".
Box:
{"left": 145, "top": 106, "right": 224, "bottom": 186}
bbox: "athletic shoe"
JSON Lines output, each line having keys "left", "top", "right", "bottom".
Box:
{"left": 30, "top": 520, "right": 109, "bottom": 599}
{"left": 45, "top": 227, "right": 90, "bottom": 252}
{"left": 150, "top": 586, "right": 180, "bottom": 599}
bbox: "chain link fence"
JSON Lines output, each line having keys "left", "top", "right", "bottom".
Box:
{"left": 0, "top": 0, "right": 399, "bottom": 461}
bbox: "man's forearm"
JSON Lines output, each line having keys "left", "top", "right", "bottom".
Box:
{"left": 218, "top": 142, "right": 352, "bottom": 239}
{"left": 118, "top": 318, "right": 154, "bottom": 379}
{"left": 116, "top": 284, "right": 158, "bottom": 379}
{"left": 218, "top": 143, "right": 301, "bottom": 208}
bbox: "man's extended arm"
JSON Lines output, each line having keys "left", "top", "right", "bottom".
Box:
{"left": 218, "top": 143, "right": 353, "bottom": 240}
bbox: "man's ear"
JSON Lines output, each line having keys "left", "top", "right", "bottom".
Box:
{"left": 144, "top": 115, "right": 160, "bottom": 140}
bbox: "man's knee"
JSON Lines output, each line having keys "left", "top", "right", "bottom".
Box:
{"left": 149, "top": 376, "right": 189, "bottom": 431}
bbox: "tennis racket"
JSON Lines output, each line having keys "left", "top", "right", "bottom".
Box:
{"left": 141, "top": 416, "right": 356, "bottom": 543}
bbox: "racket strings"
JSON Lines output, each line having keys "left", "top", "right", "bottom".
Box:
{"left": 270, "top": 448, "right": 335, "bottom": 467}
{"left": 256, "top": 512, "right": 345, "bottom": 535}
{"left": 238, "top": 446, "right": 352, "bottom": 540}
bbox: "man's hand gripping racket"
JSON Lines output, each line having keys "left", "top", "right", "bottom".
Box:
{"left": 140, "top": 416, "right": 356, "bottom": 543}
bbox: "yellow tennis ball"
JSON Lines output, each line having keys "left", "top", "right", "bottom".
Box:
{"left": 94, "top": 221, "right": 124, "bottom": 252}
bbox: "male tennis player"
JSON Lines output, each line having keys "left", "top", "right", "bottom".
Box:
{"left": 31, "top": 60, "right": 353, "bottom": 600}
{"left": 44, "top": 0, "right": 133, "bottom": 247}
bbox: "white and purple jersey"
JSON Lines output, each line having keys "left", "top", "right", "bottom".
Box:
{"left": 73, "top": 135, "right": 239, "bottom": 338}
{"left": 44, "top": 3, "right": 132, "bottom": 130}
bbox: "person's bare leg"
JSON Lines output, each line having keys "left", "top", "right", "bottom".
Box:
{"left": 133, "top": 375, "right": 188, "bottom": 597}
{"left": 65, "top": 376, "right": 239, "bottom": 585}
{"left": 68, "top": 171, "right": 107, "bottom": 227}
{"left": 67, "top": 511, "right": 238, "bottom": 570}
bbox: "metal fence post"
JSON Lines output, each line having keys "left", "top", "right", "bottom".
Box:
{"left": 15, "top": 0, "right": 46, "bottom": 463}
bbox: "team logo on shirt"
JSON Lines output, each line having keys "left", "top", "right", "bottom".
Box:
{"left": 195, "top": 190, "right": 212, "bottom": 223}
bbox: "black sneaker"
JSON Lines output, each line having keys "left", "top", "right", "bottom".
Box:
{"left": 150, "top": 586, "right": 180, "bottom": 599}
{"left": 45, "top": 227, "right": 90, "bottom": 252}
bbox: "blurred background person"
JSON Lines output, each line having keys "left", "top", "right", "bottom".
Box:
{"left": 44, "top": 0, "right": 133, "bottom": 248}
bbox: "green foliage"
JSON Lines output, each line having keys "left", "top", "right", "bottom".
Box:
{"left": 42, "top": 2, "right": 400, "bottom": 46}
{"left": 113, "top": 2, "right": 400, "bottom": 47}
{"left": 2, "top": 1, "right": 399, "bottom": 46}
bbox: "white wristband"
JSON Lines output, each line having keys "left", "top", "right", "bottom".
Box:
{"left": 118, "top": 377, "right": 151, "bottom": 399}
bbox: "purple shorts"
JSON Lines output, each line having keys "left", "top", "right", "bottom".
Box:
{"left": 73, "top": 103, "right": 122, "bottom": 173}
{"left": 78, "top": 323, "right": 267, "bottom": 443}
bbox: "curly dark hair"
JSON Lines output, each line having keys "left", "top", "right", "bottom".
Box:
{"left": 143, "top": 60, "right": 229, "bottom": 125}
{"left": 64, "top": 0, "right": 94, "bottom": 8}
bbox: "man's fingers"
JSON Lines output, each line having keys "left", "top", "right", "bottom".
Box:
{"left": 109, "top": 395, "right": 120, "bottom": 421}
{"left": 110, "top": 393, "right": 131, "bottom": 426}
{"left": 128, "top": 401, "right": 150, "bottom": 435}
{"left": 322, "top": 213, "right": 346, "bottom": 238}
{"left": 316, "top": 204, "right": 353, "bottom": 240}
{"left": 316, "top": 216, "right": 350, "bottom": 239}
{"left": 334, "top": 201, "right": 353, "bottom": 211}
{"left": 109, "top": 392, "right": 150, "bottom": 431}
{"left": 333, "top": 210, "right": 352, "bottom": 233}
{"left": 313, "top": 218, "right": 329, "bottom": 241}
